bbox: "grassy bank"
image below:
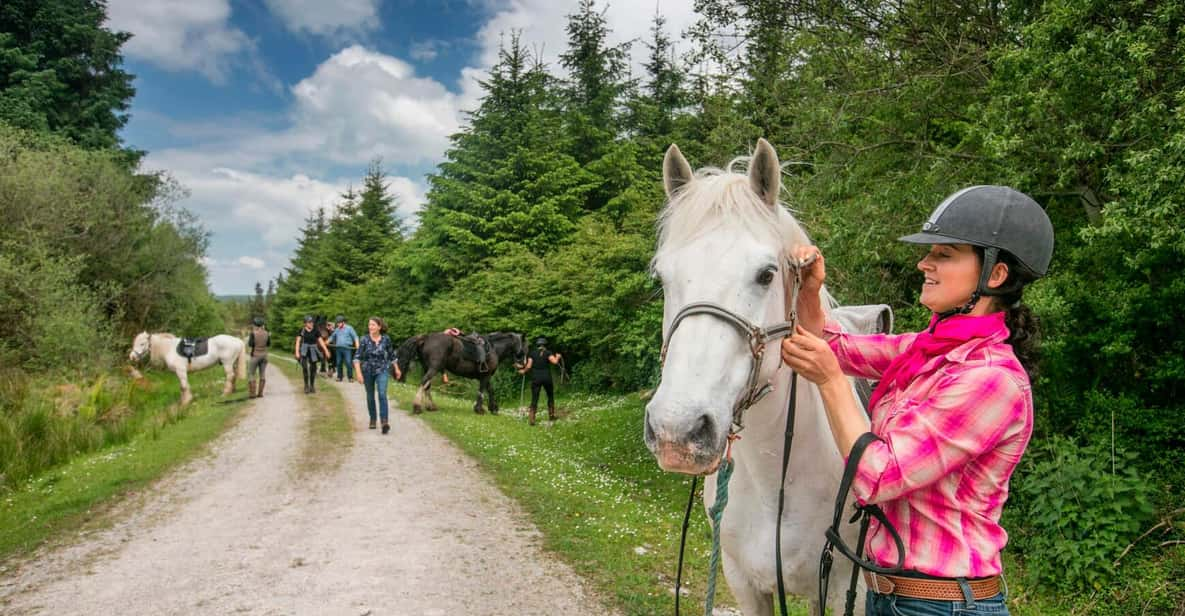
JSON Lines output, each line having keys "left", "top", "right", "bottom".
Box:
{"left": 269, "top": 355, "right": 352, "bottom": 475}
{"left": 0, "top": 368, "right": 248, "bottom": 560}
{"left": 388, "top": 377, "right": 750, "bottom": 615}
{"left": 388, "top": 377, "right": 1177, "bottom": 616}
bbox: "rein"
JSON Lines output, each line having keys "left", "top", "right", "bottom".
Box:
{"left": 666, "top": 255, "right": 814, "bottom": 616}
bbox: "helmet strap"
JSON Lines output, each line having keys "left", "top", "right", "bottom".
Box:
{"left": 932, "top": 247, "right": 999, "bottom": 332}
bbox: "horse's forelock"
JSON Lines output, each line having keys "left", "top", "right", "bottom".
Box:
{"left": 654, "top": 164, "right": 809, "bottom": 268}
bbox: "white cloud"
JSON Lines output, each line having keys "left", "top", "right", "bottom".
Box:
{"left": 288, "top": 46, "right": 462, "bottom": 166}
{"left": 237, "top": 256, "right": 267, "bottom": 269}
{"left": 106, "top": 0, "right": 252, "bottom": 83}
{"left": 263, "top": 0, "right": 380, "bottom": 37}
{"left": 410, "top": 39, "right": 446, "bottom": 62}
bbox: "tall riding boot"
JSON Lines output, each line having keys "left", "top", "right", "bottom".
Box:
{"left": 248, "top": 380, "right": 257, "bottom": 398}
{"left": 548, "top": 404, "right": 556, "bottom": 422}
{"left": 528, "top": 406, "right": 537, "bottom": 426}
{"left": 257, "top": 379, "right": 266, "bottom": 397}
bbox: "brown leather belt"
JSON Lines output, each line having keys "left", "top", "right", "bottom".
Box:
{"left": 864, "top": 571, "right": 1001, "bottom": 601}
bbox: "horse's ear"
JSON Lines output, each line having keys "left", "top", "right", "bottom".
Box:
{"left": 663, "top": 143, "right": 694, "bottom": 198}
{"left": 749, "top": 138, "right": 781, "bottom": 208}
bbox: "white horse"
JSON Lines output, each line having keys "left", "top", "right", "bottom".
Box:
{"left": 129, "top": 332, "right": 247, "bottom": 406}
{"left": 646, "top": 139, "right": 869, "bottom": 615}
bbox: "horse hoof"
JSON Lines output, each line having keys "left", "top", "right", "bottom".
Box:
{"left": 412, "top": 405, "right": 423, "bottom": 415}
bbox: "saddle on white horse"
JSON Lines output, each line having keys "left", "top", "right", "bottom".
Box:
{"left": 175, "top": 337, "right": 210, "bottom": 363}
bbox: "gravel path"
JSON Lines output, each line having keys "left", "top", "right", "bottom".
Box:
{"left": 0, "top": 364, "right": 609, "bottom": 615}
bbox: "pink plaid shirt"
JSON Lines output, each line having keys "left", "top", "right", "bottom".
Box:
{"left": 824, "top": 315, "right": 1033, "bottom": 578}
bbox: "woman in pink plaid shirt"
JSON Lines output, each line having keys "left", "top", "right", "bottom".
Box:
{"left": 782, "top": 186, "right": 1054, "bottom": 615}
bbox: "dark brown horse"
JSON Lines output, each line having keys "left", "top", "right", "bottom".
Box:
{"left": 399, "top": 332, "right": 526, "bottom": 414}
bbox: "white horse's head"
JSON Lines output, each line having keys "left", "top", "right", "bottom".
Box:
{"left": 130, "top": 331, "right": 151, "bottom": 362}
{"left": 646, "top": 139, "right": 812, "bottom": 475}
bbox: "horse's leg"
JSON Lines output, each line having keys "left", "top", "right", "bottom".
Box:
{"left": 473, "top": 378, "right": 485, "bottom": 414}
{"left": 723, "top": 553, "right": 773, "bottom": 616}
{"left": 414, "top": 367, "right": 436, "bottom": 414}
{"left": 175, "top": 364, "right": 193, "bottom": 406}
{"left": 486, "top": 376, "right": 498, "bottom": 415}
{"left": 222, "top": 356, "right": 235, "bottom": 395}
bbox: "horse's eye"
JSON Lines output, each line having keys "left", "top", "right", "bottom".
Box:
{"left": 757, "top": 268, "right": 775, "bottom": 286}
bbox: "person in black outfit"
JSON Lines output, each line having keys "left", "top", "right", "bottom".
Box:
{"left": 518, "top": 336, "right": 561, "bottom": 425}
{"left": 294, "top": 315, "right": 330, "bottom": 394}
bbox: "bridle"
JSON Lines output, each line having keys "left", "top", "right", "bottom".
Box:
{"left": 659, "top": 254, "right": 815, "bottom": 433}
{"left": 131, "top": 333, "right": 153, "bottom": 362}
{"left": 662, "top": 255, "right": 815, "bottom": 616}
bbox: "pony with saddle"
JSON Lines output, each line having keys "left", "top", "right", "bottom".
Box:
{"left": 129, "top": 332, "right": 247, "bottom": 406}
{"left": 397, "top": 332, "right": 527, "bottom": 415}
{"left": 645, "top": 140, "right": 893, "bottom": 616}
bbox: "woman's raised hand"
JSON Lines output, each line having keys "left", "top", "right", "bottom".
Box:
{"left": 789, "top": 245, "right": 825, "bottom": 295}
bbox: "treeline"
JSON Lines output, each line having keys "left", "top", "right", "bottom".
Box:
{"left": 273, "top": 0, "right": 1185, "bottom": 603}
{"left": 0, "top": 1, "right": 223, "bottom": 486}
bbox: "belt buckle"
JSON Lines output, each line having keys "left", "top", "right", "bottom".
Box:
{"left": 869, "top": 572, "right": 895, "bottom": 594}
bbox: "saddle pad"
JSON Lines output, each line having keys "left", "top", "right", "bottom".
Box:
{"left": 176, "top": 337, "right": 209, "bottom": 360}
{"left": 829, "top": 304, "right": 894, "bottom": 412}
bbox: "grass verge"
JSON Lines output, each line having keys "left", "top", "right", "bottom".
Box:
{"left": 269, "top": 354, "right": 352, "bottom": 476}
{"left": 0, "top": 368, "right": 248, "bottom": 561}
{"left": 388, "top": 377, "right": 749, "bottom": 616}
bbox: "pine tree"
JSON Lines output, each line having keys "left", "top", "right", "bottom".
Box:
{"left": 0, "top": 0, "right": 137, "bottom": 157}
{"left": 413, "top": 34, "right": 597, "bottom": 288}
{"left": 559, "top": 0, "right": 631, "bottom": 165}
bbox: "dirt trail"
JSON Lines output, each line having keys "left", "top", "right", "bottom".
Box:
{"left": 1, "top": 365, "right": 609, "bottom": 615}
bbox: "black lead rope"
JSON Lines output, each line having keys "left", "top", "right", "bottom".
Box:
{"left": 775, "top": 372, "right": 800, "bottom": 616}
{"left": 674, "top": 475, "right": 698, "bottom": 616}
{"left": 818, "top": 432, "right": 907, "bottom": 616}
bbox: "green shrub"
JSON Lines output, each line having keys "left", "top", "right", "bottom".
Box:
{"left": 1010, "top": 435, "right": 1155, "bottom": 591}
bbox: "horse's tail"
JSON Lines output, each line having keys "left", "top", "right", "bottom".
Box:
{"left": 236, "top": 340, "right": 248, "bottom": 380}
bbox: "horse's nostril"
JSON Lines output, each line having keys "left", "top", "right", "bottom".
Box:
{"left": 644, "top": 411, "right": 656, "bottom": 444}
{"left": 689, "top": 413, "right": 715, "bottom": 447}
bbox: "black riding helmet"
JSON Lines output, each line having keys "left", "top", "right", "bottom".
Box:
{"left": 252, "top": 316, "right": 265, "bottom": 327}
{"left": 303, "top": 315, "right": 315, "bottom": 324}
{"left": 900, "top": 185, "right": 1054, "bottom": 316}
{"left": 534, "top": 337, "right": 547, "bottom": 347}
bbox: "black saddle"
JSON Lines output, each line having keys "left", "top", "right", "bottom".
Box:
{"left": 176, "top": 337, "right": 209, "bottom": 362}
{"left": 458, "top": 334, "right": 490, "bottom": 369}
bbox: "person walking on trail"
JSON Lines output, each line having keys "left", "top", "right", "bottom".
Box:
{"left": 518, "top": 336, "right": 562, "bottom": 426}
{"left": 353, "top": 317, "right": 402, "bottom": 434}
{"left": 780, "top": 186, "right": 1053, "bottom": 615}
{"left": 329, "top": 315, "right": 359, "bottom": 382}
{"left": 246, "top": 316, "right": 270, "bottom": 398}
{"left": 295, "top": 315, "right": 330, "bottom": 394}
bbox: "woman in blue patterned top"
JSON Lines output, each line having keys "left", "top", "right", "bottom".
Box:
{"left": 352, "top": 317, "right": 402, "bottom": 433}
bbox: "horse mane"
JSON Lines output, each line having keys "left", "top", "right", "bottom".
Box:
{"left": 653, "top": 158, "right": 811, "bottom": 266}
{"left": 653, "top": 157, "right": 839, "bottom": 311}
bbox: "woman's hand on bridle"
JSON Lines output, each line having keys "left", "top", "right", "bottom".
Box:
{"left": 781, "top": 324, "right": 842, "bottom": 386}
{"left": 788, "top": 245, "right": 825, "bottom": 296}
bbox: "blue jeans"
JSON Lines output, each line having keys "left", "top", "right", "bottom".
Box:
{"left": 362, "top": 369, "right": 389, "bottom": 423}
{"left": 866, "top": 591, "right": 1009, "bottom": 615}
{"left": 334, "top": 347, "right": 354, "bottom": 380}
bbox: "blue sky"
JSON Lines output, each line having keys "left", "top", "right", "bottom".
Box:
{"left": 106, "top": 0, "right": 700, "bottom": 293}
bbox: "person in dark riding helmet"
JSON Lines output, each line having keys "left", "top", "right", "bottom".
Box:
{"left": 295, "top": 315, "right": 330, "bottom": 394}
{"left": 246, "top": 316, "right": 269, "bottom": 398}
{"left": 518, "top": 336, "right": 562, "bottom": 426}
{"left": 781, "top": 186, "right": 1053, "bottom": 615}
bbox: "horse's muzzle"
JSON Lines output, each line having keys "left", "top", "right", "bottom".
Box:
{"left": 645, "top": 409, "right": 725, "bottom": 475}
